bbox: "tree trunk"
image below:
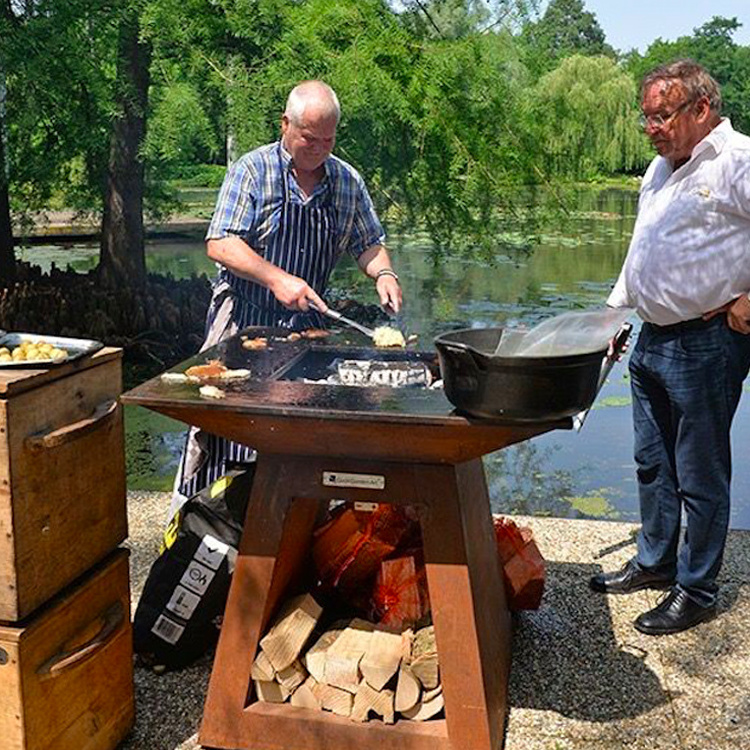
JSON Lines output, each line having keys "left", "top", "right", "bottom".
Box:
{"left": 98, "top": 9, "right": 151, "bottom": 289}
{"left": 0, "top": 72, "right": 14, "bottom": 286}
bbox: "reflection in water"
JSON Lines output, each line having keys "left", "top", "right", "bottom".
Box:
{"left": 124, "top": 405, "right": 186, "bottom": 491}
{"left": 485, "top": 442, "right": 590, "bottom": 519}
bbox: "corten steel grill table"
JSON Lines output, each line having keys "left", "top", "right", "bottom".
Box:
{"left": 122, "top": 328, "right": 570, "bottom": 750}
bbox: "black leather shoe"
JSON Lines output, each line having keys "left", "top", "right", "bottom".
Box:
{"left": 589, "top": 559, "right": 674, "bottom": 594}
{"left": 634, "top": 587, "right": 716, "bottom": 635}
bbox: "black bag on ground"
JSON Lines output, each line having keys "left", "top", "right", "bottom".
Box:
{"left": 133, "top": 466, "right": 255, "bottom": 671}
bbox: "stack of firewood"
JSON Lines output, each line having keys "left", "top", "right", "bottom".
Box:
{"left": 251, "top": 593, "right": 443, "bottom": 723}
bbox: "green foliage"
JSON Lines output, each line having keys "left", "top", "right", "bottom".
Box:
{"left": 398, "top": 1, "right": 533, "bottom": 40}
{"left": 399, "top": 0, "right": 491, "bottom": 39}
{"left": 529, "top": 55, "right": 651, "bottom": 177}
{"left": 2, "top": 1, "right": 118, "bottom": 217}
{"left": 224, "top": 1, "right": 551, "bottom": 247}
{"left": 626, "top": 16, "right": 750, "bottom": 134}
{"left": 144, "top": 80, "right": 219, "bottom": 173}
{"left": 521, "top": 0, "right": 614, "bottom": 74}
{"left": 8, "top": 0, "right": 750, "bottom": 265}
{"left": 403, "top": 31, "right": 539, "bottom": 246}
{"left": 171, "top": 164, "right": 228, "bottom": 188}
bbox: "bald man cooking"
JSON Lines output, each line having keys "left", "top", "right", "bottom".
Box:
{"left": 177, "top": 79, "right": 402, "bottom": 500}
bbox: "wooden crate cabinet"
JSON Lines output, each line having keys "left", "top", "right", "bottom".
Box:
{"left": 0, "top": 549, "right": 134, "bottom": 750}
{"left": 0, "top": 349, "right": 127, "bottom": 621}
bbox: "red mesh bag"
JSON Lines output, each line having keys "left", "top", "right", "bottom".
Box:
{"left": 493, "top": 516, "right": 545, "bottom": 610}
{"left": 494, "top": 516, "right": 526, "bottom": 563}
{"left": 371, "top": 550, "right": 430, "bottom": 630}
{"left": 312, "top": 504, "right": 414, "bottom": 596}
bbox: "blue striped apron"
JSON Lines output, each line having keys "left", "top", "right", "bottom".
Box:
{"left": 175, "top": 157, "right": 339, "bottom": 501}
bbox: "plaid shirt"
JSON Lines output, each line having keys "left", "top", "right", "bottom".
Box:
{"left": 206, "top": 141, "right": 385, "bottom": 259}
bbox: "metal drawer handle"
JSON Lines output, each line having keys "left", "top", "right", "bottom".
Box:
{"left": 25, "top": 399, "right": 118, "bottom": 451}
{"left": 36, "top": 601, "right": 125, "bottom": 679}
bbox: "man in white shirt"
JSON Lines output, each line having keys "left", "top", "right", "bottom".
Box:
{"left": 590, "top": 60, "right": 750, "bottom": 635}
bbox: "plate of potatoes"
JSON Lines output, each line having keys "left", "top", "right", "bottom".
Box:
{"left": 0, "top": 333, "right": 103, "bottom": 367}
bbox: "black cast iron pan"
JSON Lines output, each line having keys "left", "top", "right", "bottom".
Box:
{"left": 434, "top": 324, "right": 631, "bottom": 422}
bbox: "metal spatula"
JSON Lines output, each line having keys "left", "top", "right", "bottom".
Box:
{"left": 309, "top": 302, "right": 376, "bottom": 338}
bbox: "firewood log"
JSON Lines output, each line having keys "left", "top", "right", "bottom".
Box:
{"left": 312, "top": 509, "right": 361, "bottom": 581}
{"left": 373, "top": 554, "right": 429, "bottom": 629}
{"left": 259, "top": 593, "right": 323, "bottom": 672}
{"left": 401, "top": 689, "right": 444, "bottom": 721}
{"left": 360, "top": 629, "right": 403, "bottom": 691}
{"left": 410, "top": 625, "right": 439, "bottom": 689}
{"left": 290, "top": 676, "right": 320, "bottom": 710}
{"left": 303, "top": 621, "right": 348, "bottom": 683}
{"left": 422, "top": 684, "right": 442, "bottom": 702}
{"left": 254, "top": 680, "right": 290, "bottom": 703}
{"left": 311, "top": 682, "right": 354, "bottom": 717}
{"left": 351, "top": 681, "right": 395, "bottom": 724}
{"left": 400, "top": 628, "right": 414, "bottom": 662}
{"left": 250, "top": 649, "right": 275, "bottom": 682}
{"left": 312, "top": 505, "right": 413, "bottom": 595}
{"left": 324, "top": 618, "right": 374, "bottom": 693}
{"left": 276, "top": 659, "right": 307, "bottom": 693}
{"left": 394, "top": 664, "right": 421, "bottom": 713}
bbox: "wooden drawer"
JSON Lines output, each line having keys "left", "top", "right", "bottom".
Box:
{"left": 0, "top": 349, "right": 127, "bottom": 620}
{"left": 0, "top": 549, "right": 134, "bottom": 750}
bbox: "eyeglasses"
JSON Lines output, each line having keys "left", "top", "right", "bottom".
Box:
{"left": 639, "top": 100, "right": 692, "bottom": 130}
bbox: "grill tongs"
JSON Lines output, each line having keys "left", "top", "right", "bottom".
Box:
{"left": 572, "top": 322, "right": 632, "bottom": 431}
{"left": 308, "top": 302, "right": 376, "bottom": 339}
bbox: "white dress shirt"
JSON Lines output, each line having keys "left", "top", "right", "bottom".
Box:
{"left": 608, "top": 119, "right": 750, "bottom": 325}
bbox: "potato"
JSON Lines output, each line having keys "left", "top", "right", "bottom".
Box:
{"left": 1, "top": 340, "right": 69, "bottom": 363}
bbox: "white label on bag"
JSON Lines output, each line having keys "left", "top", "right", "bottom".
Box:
{"left": 353, "top": 502, "right": 379, "bottom": 512}
{"left": 166, "top": 585, "right": 201, "bottom": 620}
{"left": 195, "top": 535, "right": 230, "bottom": 570}
{"left": 152, "top": 615, "right": 186, "bottom": 645}
{"left": 180, "top": 560, "right": 216, "bottom": 596}
{"left": 323, "top": 471, "right": 385, "bottom": 490}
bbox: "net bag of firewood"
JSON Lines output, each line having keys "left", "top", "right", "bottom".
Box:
{"left": 312, "top": 503, "right": 417, "bottom": 600}
{"left": 132, "top": 467, "right": 255, "bottom": 671}
{"left": 370, "top": 549, "right": 431, "bottom": 630}
{"left": 493, "top": 516, "right": 546, "bottom": 610}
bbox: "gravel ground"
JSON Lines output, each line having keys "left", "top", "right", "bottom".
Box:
{"left": 119, "top": 492, "right": 750, "bottom": 750}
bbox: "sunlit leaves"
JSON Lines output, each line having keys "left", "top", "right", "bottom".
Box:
{"left": 625, "top": 16, "right": 750, "bottom": 134}
{"left": 530, "top": 55, "right": 649, "bottom": 178}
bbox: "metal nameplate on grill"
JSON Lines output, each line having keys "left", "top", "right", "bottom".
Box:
{"left": 322, "top": 471, "right": 385, "bottom": 490}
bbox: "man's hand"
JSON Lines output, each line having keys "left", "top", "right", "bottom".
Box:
{"left": 358, "top": 244, "right": 403, "bottom": 314}
{"left": 703, "top": 296, "right": 750, "bottom": 334}
{"left": 376, "top": 275, "right": 402, "bottom": 314}
{"left": 725, "top": 295, "right": 750, "bottom": 334}
{"left": 269, "top": 271, "right": 327, "bottom": 313}
{"left": 207, "top": 237, "right": 327, "bottom": 313}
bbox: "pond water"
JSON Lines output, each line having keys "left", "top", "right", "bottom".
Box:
{"left": 21, "top": 187, "right": 750, "bottom": 530}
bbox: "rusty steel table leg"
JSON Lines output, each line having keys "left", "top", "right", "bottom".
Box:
{"left": 200, "top": 455, "right": 510, "bottom": 750}
{"left": 416, "top": 460, "right": 511, "bottom": 750}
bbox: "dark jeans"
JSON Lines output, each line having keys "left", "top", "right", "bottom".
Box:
{"left": 629, "top": 316, "right": 750, "bottom": 607}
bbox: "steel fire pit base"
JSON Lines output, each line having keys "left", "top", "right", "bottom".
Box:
{"left": 199, "top": 454, "right": 513, "bottom": 750}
